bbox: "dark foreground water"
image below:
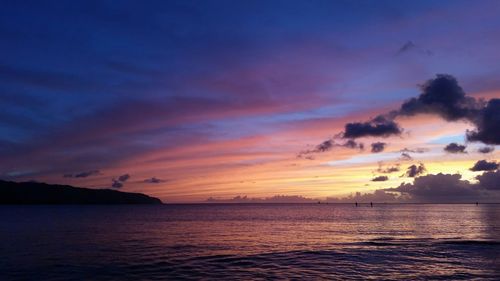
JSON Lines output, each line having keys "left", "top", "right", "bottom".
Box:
{"left": 1, "top": 204, "right": 500, "bottom": 280}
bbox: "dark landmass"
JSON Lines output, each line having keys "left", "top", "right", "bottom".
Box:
{"left": 0, "top": 180, "right": 162, "bottom": 204}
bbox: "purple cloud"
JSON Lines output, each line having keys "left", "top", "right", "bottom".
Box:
{"left": 444, "top": 143, "right": 467, "bottom": 154}
{"left": 470, "top": 160, "right": 499, "bottom": 172}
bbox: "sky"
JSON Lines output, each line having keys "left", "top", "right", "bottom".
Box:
{"left": 1, "top": 0, "right": 499, "bottom": 202}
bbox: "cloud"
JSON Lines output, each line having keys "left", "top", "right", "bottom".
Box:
{"left": 400, "top": 147, "right": 428, "bottom": 153}
{"left": 111, "top": 173, "right": 130, "bottom": 188}
{"left": 206, "top": 195, "right": 317, "bottom": 203}
{"left": 313, "top": 139, "right": 334, "bottom": 153}
{"left": 404, "top": 163, "right": 426, "bottom": 177}
{"left": 343, "top": 139, "right": 364, "bottom": 150}
{"left": 371, "top": 175, "right": 389, "bottom": 182}
{"left": 466, "top": 99, "right": 500, "bottom": 145}
{"left": 308, "top": 75, "right": 499, "bottom": 157}
{"left": 397, "top": 41, "right": 433, "bottom": 56}
{"left": 398, "top": 41, "right": 416, "bottom": 54}
{"left": 386, "top": 173, "right": 480, "bottom": 202}
{"left": 475, "top": 170, "right": 500, "bottom": 190}
{"left": 444, "top": 143, "right": 467, "bottom": 154}
{"left": 399, "top": 152, "right": 413, "bottom": 161}
{"left": 144, "top": 177, "right": 165, "bottom": 184}
{"left": 397, "top": 74, "right": 483, "bottom": 122}
{"left": 470, "top": 160, "right": 499, "bottom": 172}
{"left": 330, "top": 171, "right": 500, "bottom": 203}
{"left": 377, "top": 162, "right": 400, "bottom": 173}
{"left": 298, "top": 138, "right": 363, "bottom": 158}
{"left": 305, "top": 74, "right": 496, "bottom": 156}
{"left": 305, "top": 73, "right": 499, "bottom": 158}
{"left": 371, "top": 142, "right": 386, "bottom": 153}
{"left": 396, "top": 75, "right": 499, "bottom": 145}
{"left": 383, "top": 171, "right": 500, "bottom": 202}
{"left": 118, "top": 174, "right": 130, "bottom": 182}
{"left": 478, "top": 146, "right": 495, "bottom": 154}
{"left": 63, "top": 170, "right": 101, "bottom": 178}
{"left": 343, "top": 115, "right": 402, "bottom": 139}
{"left": 327, "top": 189, "right": 400, "bottom": 203}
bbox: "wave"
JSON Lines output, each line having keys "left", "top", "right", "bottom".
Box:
{"left": 5, "top": 240, "right": 499, "bottom": 280}
{"left": 438, "top": 240, "right": 500, "bottom": 246}
{"left": 349, "top": 237, "right": 500, "bottom": 247}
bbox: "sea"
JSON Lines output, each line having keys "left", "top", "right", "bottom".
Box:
{"left": 1, "top": 204, "right": 499, "bottom": 280}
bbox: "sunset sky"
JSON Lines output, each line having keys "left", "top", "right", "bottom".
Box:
{"left": 1, "top": 0, "right": 499, "bottom": 202}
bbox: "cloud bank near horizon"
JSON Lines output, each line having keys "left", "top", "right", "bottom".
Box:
{"left": 207, "top": 170, "right": 500, "bottom": 203}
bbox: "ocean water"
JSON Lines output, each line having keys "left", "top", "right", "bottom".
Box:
{"left": 1, "top": 204, "right": 499, "bottom": 280}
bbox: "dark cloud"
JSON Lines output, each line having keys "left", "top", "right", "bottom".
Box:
{"left": 343, "top": 115, "right": 402, "bottom": 139}
{"left": 398, "top": 74, "right": 483, "bottom": 122}
{"left": 397, "top": 75, "right": 499, "bottom": 145}
{"left": 478, "top": 146, "right": 495, "bottom": 154}
{"left": 398, "top": 41, "right": 416, "bottom": 54}
{"left": 371, "top": 142, "right": 386, "bottom": 153}
{"left": 111, "top": 173, "right": 130, "bottom": 188}
{"left": 384, "top": 171, "right": 500, "bottom": 202}
{"left": 400, "top": 147, "right": 428, "bottom": 153}
{"left": 144, "top": 177, "right": 165, "bottom": 184}
{"left": 386, "top": 173, "right": 480, "bottom": 202}
{"left": 314, "top": 140, "right": 334, "bottom": 153}
{"left": 399, "top": 152, "right": 413, "bottom": 161}
{"left": 404, "top": 163, "right": 426, "bottom": 177}
{"left": 444, "top": 143, "right": 467, "bottom": 154}
{"left": 63, "top": 170, "right": 101, "bottom": 178}
{"left": 466, "top": 99, "right": 500, "bottom": 145}
{"left": 118, "top": 174, "right": 130, "bottom": 182}
{"left": 475, "top": 170, "right": 500, "bottom": 190}
{"left": 397, "top": 41, "right": 433, "bottom": 56}
{"left": 470, "top": 160, "right": 499, "bottom": 172}
{"left": 305, "top": 116, "right": 396, "bottom": 156}
{"left": 371, "top": 175, "right": 388, "bottom": 182}
{"left": 377, "top": 163, "right": 400, "bottom": 173}
{"left": 298, "top": 138, "right": 363, "bottom": 158}
{"left": 343, "top": 139, "right": 364, "bottom": 150}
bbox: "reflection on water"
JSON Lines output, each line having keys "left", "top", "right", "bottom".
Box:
{"left": 1, "top": 204, "right": 499, "bottom": 280}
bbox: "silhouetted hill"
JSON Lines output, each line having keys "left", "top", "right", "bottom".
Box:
{"left": 0, "top": 180, "right": 162, "bottom": 204}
